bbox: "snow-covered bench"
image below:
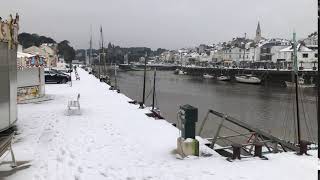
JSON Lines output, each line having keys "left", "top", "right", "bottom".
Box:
{"left": 67, "top": 94, "right": 80, "bottom": 115}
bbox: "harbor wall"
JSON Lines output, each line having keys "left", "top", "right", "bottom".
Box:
{"left": 182, "top": 67, "right": 318, "bottom": 85}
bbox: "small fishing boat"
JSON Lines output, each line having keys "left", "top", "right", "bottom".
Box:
{"left": 174, "top": 69, "right": 186, "bottom": 75}
{"left": 235, "top": 74, "right": 261, "bottom": 84}
{"left": 203, "top": 73, "right": 214, "bottom": 79}
{"left": 285, "top": 77, "right": 316, "bottom": 88}
{"left": 217, "top": 75, "right": 231, "bottom": 81}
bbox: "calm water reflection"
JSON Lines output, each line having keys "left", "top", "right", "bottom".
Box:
{"left": 115, "top": 70, "right": 317, "bottom": 142}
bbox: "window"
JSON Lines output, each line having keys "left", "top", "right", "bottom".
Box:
{"left": 239, "top": 55, "right": 241, "bottom": 58}
{"left": 239, "top": 49, "right": 241, "bottom": 52}
{"left": 315, "top": 53, "right": 318, "bottom": 58}
{"left": 302, "top": 53, "right": 308, "bottom": 58}
{"left": 229, "top": 55, "right": 231, "bottom": 58}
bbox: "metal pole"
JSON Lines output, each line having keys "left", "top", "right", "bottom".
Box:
{"left": 152, "top": 68, "right": 156, "bottom": 110}
{"left": 101, "top": 26, "right": 107, "bottom": 75}
{"left": 70, "top": 61, "right": 72, "bottom": 87}
{"left": 317, "top": 6, "right": 319, "bottom": 159}
{"left": 210, "top": 117, "right": 226, "bottom": 149}
{"left": 242, "top": 33, "right": 246, "bottom": 68}
{"left": 142, "top": 54, "right": 147, "bottom": 105}
{"left": 114, "top": 63, "right": 117, "bottom": 89}
{"left": 293, "top": 31, "right": 301, "bottom": 144}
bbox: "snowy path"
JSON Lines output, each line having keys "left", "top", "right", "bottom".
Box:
{"left": 1, "top": 68, "right": 317, "bottom": 180}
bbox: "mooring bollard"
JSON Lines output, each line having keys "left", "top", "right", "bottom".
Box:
{"left": 139, "top": 102, "right": 144, "bottom": 109}
{"left": 298, "top": 140, "right": 311, "bottom": 155}
{"left": 231, "top": 143, "right": 242, "bottom": 160}
{"left": 254, "top": 142, "right": 263, "bottom": 158}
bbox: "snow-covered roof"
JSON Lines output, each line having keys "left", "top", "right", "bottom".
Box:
{"left": 280, "top": 44, "right": 313, "bottom": 52}
{"left": 17, "top": 52, "right": 34, "bottom": 58}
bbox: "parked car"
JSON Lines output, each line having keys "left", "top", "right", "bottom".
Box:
{"left": 44, "top": 70, "right": 71, "bottom": 84}
{"left": 50, "top": 68, "right": 70, "bottom": 76}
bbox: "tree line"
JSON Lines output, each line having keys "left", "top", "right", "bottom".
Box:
{"left": 76, "top": 42, "right": 167, "bottom": 64}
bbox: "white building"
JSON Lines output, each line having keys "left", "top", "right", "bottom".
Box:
{"left": 277, "top": 44, "right": 317, "bottom": 70}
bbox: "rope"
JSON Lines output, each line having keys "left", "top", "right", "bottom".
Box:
{"left": 298, "top": 85, "right": 315, "bottom": 142}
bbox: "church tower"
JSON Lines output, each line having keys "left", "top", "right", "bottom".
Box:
{"left": 255, "top": 22, "right": 262, "bottom": 43}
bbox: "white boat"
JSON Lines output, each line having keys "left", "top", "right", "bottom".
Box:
{"left": 174, "top": 69, "right": 186, "bottom": 75}
{"left": 285, "top": 77, "right": 316, "bottom": 88}
{"left": 235, "top": 74, "right": 261, "bottom": 84}
{"left": 203, "top": 73, "right": 214, "bottom": 79}
{"left": 217, "top": 75, "right": 231, "bottom": 81}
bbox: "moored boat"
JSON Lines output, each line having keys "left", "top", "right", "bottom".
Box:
{"left": 203, "top": 73, "right": 214, "bottom": 79}
{"left": 174, "top": 69, "right": 186, "bottom": 75}
{"left": 217, "top": 75, "right": 231, "bottom": 81}
{"left": 235, "top": 74, "right": 261, "bottom": 84}
{"left": 285, "top": 77, "right": 315, "bottom": 88}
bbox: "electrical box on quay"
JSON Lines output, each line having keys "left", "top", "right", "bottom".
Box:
{"left": 179, "top": 104, "right": 198, "bottom": 139}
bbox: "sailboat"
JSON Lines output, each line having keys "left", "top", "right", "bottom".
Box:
{"left": 287, "top": 31, "right": 316, "bottom": 149}
{"left": 145, "top": 68, "right": 164, "bottom": 119}
{"left": 235, "top": 74, "right": 261, "bottom": 84}
{"left": 217, "top": 75, "right": 231, "bottom": 81}
{"left": 174, "top": 52, "right": 186, "bottom": 75}
{"left": 99, "top": 26, "right": 111, "bottom": 82}
{"left": 217, "top": 69, "right": 231, "bottom": 81}
{"left": 203, "top": 73, "right": 214, "bottom": 79}
{"left": 235, "top": 33, "right": 261, "bottom": 84}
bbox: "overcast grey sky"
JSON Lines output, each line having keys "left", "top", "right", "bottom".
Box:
{"left": 1, "top": 0, "right": 317, "bottom": 50}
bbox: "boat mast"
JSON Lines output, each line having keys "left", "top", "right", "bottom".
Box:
{"left": 293, "top": 31, "right": 301, "bottom": 144}
{"left": 89, "top": 25, "right": 92, "bottom": 65}
{"left": 152, "top": 68, "right": 156, "bottom": 110}
{"left": 114, "top": 64, "right": 117, "bottom": 89}
{"left": 100, "top": 26, "right": 106, "bottom": 76}
{"left": 242, "top": 33, "right": 246, "bottom": 67}
{"left": 142, "top": 53, "right": 147, "bottom": 105}
{"left": 180, "top": 52, "right": 183, "bottom": 69}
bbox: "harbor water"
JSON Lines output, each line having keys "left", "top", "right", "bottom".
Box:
{"left": 113, "top": 70, "right": 317, "bottom": 143}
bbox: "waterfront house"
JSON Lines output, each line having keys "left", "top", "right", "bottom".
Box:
{"left": 23, "top": 44, "right": 58, "bottom": 68}
{"left": 252, "top": 38, "right": 291, "bottom": 69}
{"left": 278, "top": 43, "right": 317, "bottom": 70}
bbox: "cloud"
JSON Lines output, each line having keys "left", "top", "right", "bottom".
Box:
{"left": 1, "top": 0, "right": 317, "bottom": 49}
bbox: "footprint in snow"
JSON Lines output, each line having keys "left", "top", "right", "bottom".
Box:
{"left": 99, "top": 171, "right": 108, "bottom": 177}
{"left": 70, "top": 153, "right": 76, "bottom": 159}
{"left": 78, "top": 166, "right": 83, "bottom": 173}
{"left": 74, "top": 175, "right": 80, "bottom": 180}
{"left": 60, "top": 148, "right": 66, "bottom": 155}
{"left": 68, "top": 161, "right": 74, "bottom": 167}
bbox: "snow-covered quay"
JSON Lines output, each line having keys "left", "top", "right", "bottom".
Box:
{"left": 1, "top": 68, "right": 317, "bottom": 180}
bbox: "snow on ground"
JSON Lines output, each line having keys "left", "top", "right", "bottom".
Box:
{"left": 0, "top": 68, "right": 317, "bottom": 180}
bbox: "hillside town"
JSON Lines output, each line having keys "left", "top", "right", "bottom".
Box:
{"left": 0, "top": 0, "right": 318, "bottom": 178}
{"left": 154, "top": 23, "right": 318, "bottom": 70}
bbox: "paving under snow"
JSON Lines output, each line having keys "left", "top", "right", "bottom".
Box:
{"left": 0, "top": 68, "right": 317, "bottom": 180}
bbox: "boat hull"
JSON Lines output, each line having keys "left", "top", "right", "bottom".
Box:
{"left": 217, "top": 76, "right": 231, "bottom": 81}
{"left": 285, "top": 81, "right": 316, "bottom": 88}
{"left": 203, "top": 74, "right": 214, "bottom": 79}
{"left": 235, "top": 76, "right": 261, "bottom": 84}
